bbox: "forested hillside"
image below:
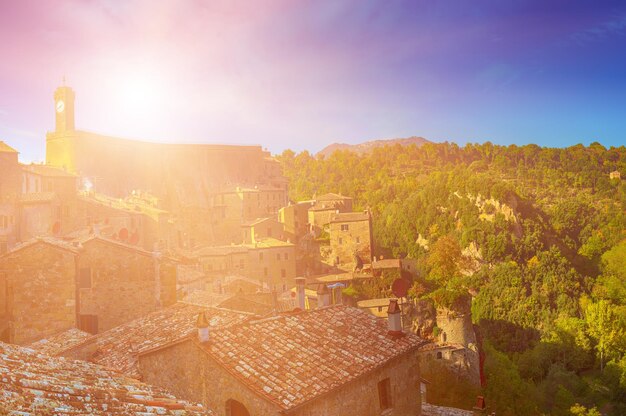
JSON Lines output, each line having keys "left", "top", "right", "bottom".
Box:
{"left": 278, "top": 142, "right": 626, "bottom": 415}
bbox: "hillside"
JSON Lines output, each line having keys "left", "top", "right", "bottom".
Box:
{"left": 278, "top": 141, "right": 626, "bottom": 415}
{"left": 316, "top": 136, "right": 430, "bottom": 157}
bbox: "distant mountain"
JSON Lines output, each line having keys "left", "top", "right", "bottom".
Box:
{"left": 316, "top": 136, "right": 431, "bottom": 157}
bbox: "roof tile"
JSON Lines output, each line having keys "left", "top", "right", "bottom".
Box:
{"left": 0, "top": 341, "right": 213, "bottom": 415}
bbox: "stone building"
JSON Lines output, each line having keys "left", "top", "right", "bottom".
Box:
{"left": 19, "top": 163, "right": 79, "bottom": 241}
{"left": 76, "top": 191, "right": 171, "bottom": 251}
{"left": 137, "top": 303, "right": 427, "bottom": 416}
{"left": 210, "top": 187, "right": 288, "bottom": 245}
{"left": 0, "top": 340, "right": 212, "bottom": 415}
{"left": 241, "top": 217, "right": 285, "bottom": 244}
{"left": 0, "top": 238, "right": 78, "bottom": 344}
{"left": 610, "top": 170, "right": 621, "bottom": 180}
{"left": 193, "top": 238, "right": 296, "bottom": 292}
{"left": 278, "top": 200, "right": 314, "bottom": 242}
{"left": 372, "top": 257, "right": 418, "bottom": 279}
{"left": 307, "top": 193, "right": 353, "bottom": 234}
{"left": 76, "top": 236, "right": 178, "bottom": 333}
{"left": 0, "top": 141, "right": 20, "bottom": 254}
{"left": 45, "top": 85, "right": 286, "bottom": 206}
{"left": 0, "top": 235, "right": 178, "bottom": 343}
{"left": 329, "top": 210, "right": 373, "bottom": 268}
{"left": 58, "top": 302, "right": 251, "bottom": 378}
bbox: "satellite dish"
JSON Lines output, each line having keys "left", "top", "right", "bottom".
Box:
{"left": 392, "top": 278, "right": 410, "bottom": 298}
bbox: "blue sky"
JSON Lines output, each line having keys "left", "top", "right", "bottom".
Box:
{"left": 0, "top": 0, "right": 625, "bottom": 162}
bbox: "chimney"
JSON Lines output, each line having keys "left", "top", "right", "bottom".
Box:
{"left": 295, "top": 277, "right": 306, "bottom": 310}
{"left": 197, "top": 312, "right": 210, "bottom": 343}
{"left": 316, "top": 284, "right": 330, "bottom": 308}
{"left": 472, "top": 396, "right": 487, "bottom": 415}
{"left": 387, "top": 299, "right": 402, "bottom": 335}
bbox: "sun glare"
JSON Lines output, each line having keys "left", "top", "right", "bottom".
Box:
{"left": 116, "top": 71, "right": 164, "bottom": 117}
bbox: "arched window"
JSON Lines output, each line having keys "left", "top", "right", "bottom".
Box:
{"left": 226, "top": 399, "right": 250, "bottom": 416}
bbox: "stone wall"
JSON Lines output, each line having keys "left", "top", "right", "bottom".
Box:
{"left": 138, "top": 339, "right": 422, "bottom": 416}
{"left": 138, "top": 339, "right": 281, "bottom": 416}
{"left": 77, "top": 239, "right": 163, "bottom": 333}
{"left": 289, "top": 352, "right": 422, "bottom": 416}
{"left": 329, "top": 218, "right": 372, "bottom": 267}
{"left": 247, "top": 245, "right": 296, "bottom": 291}
{"left": 0, "top": 242, "right": 76, "bottom": 344}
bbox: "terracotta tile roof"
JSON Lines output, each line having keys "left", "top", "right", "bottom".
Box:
{"left": 244, "top": 237, "right": 294, "bottom": 248}
{"left": 0, "top": 237, "right": 80, "bottom": 259}
{"left": 176, "top": 265, "right": 206, "bottom": 284}
{"left": 422, "top": 403, "right": 473, "bottom": 416}
{"left": 0, "top": 141, "right": 18, "bottom": 153}
{"left": 217, "top": 293, "right": 293, "bottom": 315}
{"left": 222, "top": 275, "right": 263, "bottom": 289}
{"left": 372, "top": 259, "right": 402, "bottom": 269}
{"left": 313, "top": 271, "right": 373, "bottom": 283}
{"left": 193, "top": 245, "right": 249, "bottom": 257}
{"left": 79, "top": 303, "right": 250, "bottom": 378}
{"left": 241, "top": 217, "right": 273, "bottom": 227}
{"left": 315, "top": 193, "right": 352, "bottom": 201}
{"left": 22, "top": 163, "right": 76, "bottom": 178}
{"left": 0, "top": 341, "right": 212, "bottom": 415}
{"left": 19, "top": 191, "right": 58, "bottom": 203}
{"left": 356, "top": 298, "right": 395, "bottom": 308}
{"left": 200, "top": 305, "right": 427, "bottom": 410}
{"left": 29, "top": 328, "right": 91, "bottom": 356}
{"left": 330, "top": 211, "right": 370, "bottom": 223}
{"left": 182, "top": 290, "right": 231, "bottom": 307}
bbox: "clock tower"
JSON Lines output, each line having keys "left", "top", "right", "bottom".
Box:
{"left": 53, "top": 85, "right": 75, "bottom": 132}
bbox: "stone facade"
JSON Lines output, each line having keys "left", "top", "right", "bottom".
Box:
{"left": 19, "top": 164, "right": 79, "bottom": 241}
{"left": 46, "top": 85, "right": 287, "bottom": 206}
{"left": 242, "top": 217, "right": 285, "bottom": 244}
{"left": 194, "top": 238, "right": 296, "bottom": 291}
{"left": 307, "top": 193, "right": 353, "bottom": 235}
{"left": 0, "top": 235, "right": 177, "bottom": 342}
{"left": 210, "top": 188, "right": 288, "bottom": 245}
{"left": 77, "top": 238, "right": 175, "bottom": 333}
{"left": 76, "top": 192, "right": 170, "bottom": 251}
{"left": 0, "top": 240, "right": 77, "bottom": 344}
{"left": 139, "top": 339, "right": 422, "bottom": 416}
{"left": 278, "top": 201, "right": 313, "bottom": 243}
{"left": 139, "top": 339, "right": 281, "bottom": 416}
{"left": 329, "top": 211, "right": 373, "bottom": 268}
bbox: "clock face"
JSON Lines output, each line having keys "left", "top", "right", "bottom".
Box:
{"left": 56, "top": 100, "right": 65, "bottom": 113}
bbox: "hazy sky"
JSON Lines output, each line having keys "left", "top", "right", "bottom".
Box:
{"left": 1, "top": 0, "right": 625, "bottom": 162}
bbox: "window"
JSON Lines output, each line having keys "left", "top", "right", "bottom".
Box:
{"left": 436, "top": 351, "right": 443, "bottom": 359}
{"left": 356, "top": 237, "right": 360, "bottom": 244}
{"left": 259, "top": 252, "right": 264, "bottom": 261}
{"left": 263, "top": 267, "right": 268, "bottom": 277}
{"left": 338, "top": 238, "right": 343, "bottom": 245}
{"left": 378, "top": 378, "right": 392, "bottom": 410}
{"left": 281, "top": 269, "right": 286, "bottom": 278}
{"left": 284, "top": 253, "right": 288, "bottom": 260}
{"left": 341, "top": 224, "right": 349, "bottom": 231}
{"left": 239, "top": 259, "right": 245, "bottom": 269}
{"left": 276, "top": 253, "right": 281, "bottom": 261}
{"left": 78, "top": 268, "right": 92, "bottom": 289}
